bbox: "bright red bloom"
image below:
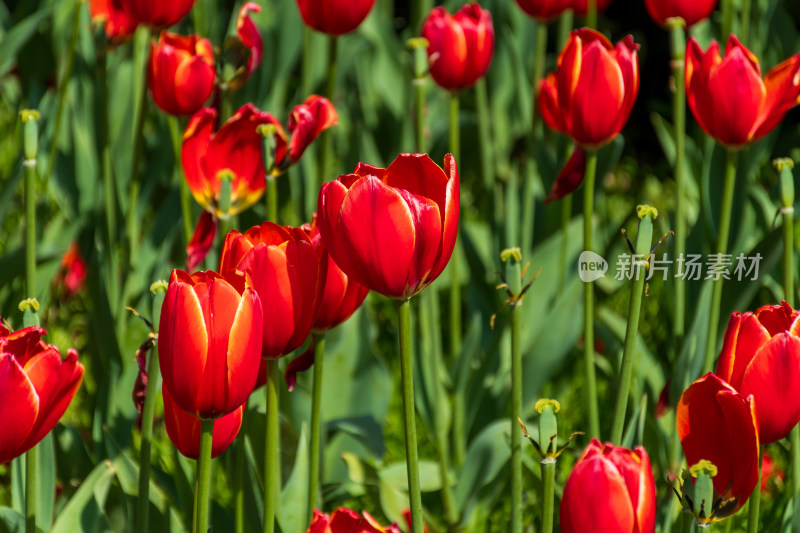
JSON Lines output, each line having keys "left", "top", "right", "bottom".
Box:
{"left": 219, "top": 223, "right": 326, "bottom": 359}
{"left": 148, "top": 32, "right": 215, "bottom": 117}
{"left": 89, "top": 0, "right": 138, "bottom": 42}
{"left": 685, "top": 35, "right": 800, "bottom": 148}
{"left": 295, "top": 0, "right": 376, "bottom": 36}
{"left": 539, "top": 28, "right": 639, "bottom": 150}
{"left": 162, "top": 386, "right": 243, "bottom": 459}
{"left": 118, "top": 0, "right": 196, "bottom": 28}
{"left": 182, "top": 104, "right": 277, "bottom": 218}
{"left": 317, "top": 153, "right": 459, "bottom": 300}
{"left": 544, "top": 147, "right": 587, "bottom": 204}
{"left": 158, "top": 270, "right": 263, "bottom": 419}
{"left": 571, "top": 0, "right": 613, "bottom": 16}
{"left": 55, "top": 242, "right": 87, "bottom": 297}
{"left": 305, "top": 508, "right": 401, "bottom": 533}
{"left": 559, "top": 439, "right": 655, "bottom": 533}
{"left": 513, "top": 0, "right": 573, "bottom": 21}
{"left": 0, "top": 324, "right": 84, "bottom": 464}
{"left": 715, "top": 301, "right": 800, "bottom": 444}
{"left": 644, "top": 0, "right": 718, "bottom": 28}
{"left": 421, "top": 4, "right": 494, "bottom": 91}
{"left": 677, "top": 373, "right": 760, "bottom": 521}
{"left": 304, "top": 216, "right": 369, "bottom": 333}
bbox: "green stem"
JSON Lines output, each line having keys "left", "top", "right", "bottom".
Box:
{"left": 267, "top": 177, "right": 278, "bottom": 224}
{"left": 746, "top": 449, "right": 762, "bottom": 533}
{"left": 722, "top": 0, "right": 734, "bottom": 38}
{"left": 264, "top": 360, "right": 279, "bottom": 533}
{"left": 22, "top": 115, "right": 38, "bottom": 300}
{"left": 98, "top": 48, "right": 118, "bottom": 246}
{"left": 301, "top": 27, "right": 314, "bottom": 97}
{"left": 411, "top": 0, "right": 433, "bottom": 33}
{"left": 586, "top": 0, "right": 598, "bottom": 28}
{"left": 194, "top": 419, "right": 214, "bottom": 533}
{"left": 541, "top": 460, "right": 556, "bottom": 533}
{"left": 669, "top": 20, "right": 687, "bottom": 338}
{"left": 741, "top": 0, "right": 751, "bottom": 45}
{"left": 126, "top": 28, "right": 151, "bottom": 269}
{"left": 136, "top": 345, "right": 161, "bottom": 533}
{"left": 583, "top": 150, "right": 600, "bottom": 439}
{"left": 610, "top": 214, "right": 654, "bottom": 444}
{"left": 475, "top": 79, "right": 493, "bottom": 191}
{"left": 168, "top": 116, "right": 193, "bottom": 244}
{"left": 44, "top": 0, "right": 81, "bottom": 186}
{"left": 398, "top": 299, "right": 423, "bottom": 533}
{"left": 306, "top": 333, "right": 326, "bottom": 524}
{"left": 558, "top": 9, "right": 574, "bottom": 46}
{"left": 318, "top": 37, "right": 338, "bottom": 187}
{"left": 24, "top": 445, "right": 36, "bottom": 533}
{"left": 234, "top": 417, "right": 246, "bottom": 533}
{"left": 510, "top": 300, "right": 523, "bottom": 533}
{"left": 702, "top": 150, "right": 738, "bottom": 374}
{"left": 449, "top": 92, "right": 462, "bottom": 362}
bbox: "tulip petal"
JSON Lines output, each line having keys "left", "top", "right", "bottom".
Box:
{"left": 395, "top": 189, "right": 442, "bottom": 293}
{"left": 186, "top": 212, "right": 218, "bottom": 272}
{"left": 338, "top": 176, "right": 416, "bottom": 298}
{"left": 740, "top": 333, "right": 800, "bottom": 444}
{"left": 545, "top": 147, "right": 587, "bottom": 204}
{"left": 383, "top": 153, "right": 449, "bottom": 219}
{"left": 752, "top": 54, "right": 800, "bottom": 142}
{"left": 609, "top": 446, "right": 656, "bottom": 533}
{"left": 173, "top": 53, "right": 215, "bottom": 115}
{"left": 225, "top": 288, "right": 263, "bottom": 411}
{"left": 716, "top": 312, "right": 770, "bottom": 389}
{"left": 538, "top": 73, "right": 566, "bottom": 134}
{"left": 0, "top": 354, "right": 39, "bottom": 464}
{"left": 182, "top": 107, "right": 218, "bottom": 210}
{"left": 426, "top": 154, "right": 460, "bottom": 287}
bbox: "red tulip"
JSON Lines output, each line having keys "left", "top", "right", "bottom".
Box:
{"left": 644, "top": 0, "right": 718, "bottom": 28}
{"left": 715, "top": 301, "right": 800, "bottom": 444}
{"left": 162, "top": 386, "right": 244, "bottom": 459}
{"left": 317, "top": 153, "right": 459, "bottom": 300}
{"left": 219, "top": 223, "right": 326, "bottom": 359}
{"left": 295, "top": 0, "right": 376, "bottom": 36}
{"left": 306, "top": 508, "right": 401, "bottom": 533}
{"left": 304, "top": 216, "right": 369, "bottom": 333}
{"left": 0, "top": 324, "right": 84, "bottom": 464}
{"left": 55, "top": 242, "right": 87, "bottom": 297}
{"left": 539, "top": 28, "right": 639, "bottom": 149}
{"left": 280, "top": 96, "right": 338, "bottom": 175}
{"left": 676, "top": 373, "right": 759, "bottom": 521}
{"left": 148, "top": 32, "right": 215, "bottom": 117}
{"left": 118, "top": 0, "right": 196, "bottom": 28}
{"left": 513, "top": 0, "right": 573, "bottom": 22}
{"left": 685, "top": 35, "right": 800, "bottom": 148}
{"left": 158, "top": 270, "right": 263, "bottom": 419}
{"left": 421, "top": 4, "right": 494, "bottom": 91}
{"left": 89, "top": 0, "right": 139, "bottom": 42}
{"left": 559, "top": 439, "right": 655, "bottom": 533}
{"left": 236, "top": 3, "right": 263, "bottom": 82}
{"left": 182, "top": 104, "right": 278, "bottom": 218}
{"left": 571, "top": 0, "right": 613, "bottom": 16}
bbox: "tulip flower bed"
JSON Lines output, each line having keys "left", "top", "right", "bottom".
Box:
{"left": 2, "top": 0, "right": 800, "bottom": 532}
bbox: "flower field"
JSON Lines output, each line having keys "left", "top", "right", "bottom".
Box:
{"left": 1, "top": 0, "right": 800, "bottom": 532}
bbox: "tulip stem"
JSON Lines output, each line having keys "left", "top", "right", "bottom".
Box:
{"left": 610, "top": 212, "right": 654, "bottom": 445}
{"left": 267, "top": 177, "right": 278, "bottom": 224}
{"left": 318, "top": 36, "right": 338, "bottom": 190}
{"left": 702, "top": 150, "right": 738, "bottom": 374}
{"left": 264, "top": 360, "right": 280, "bottom": 533}
{"left": 669, "top": 20, "right": 687, "bottom": 339}
{"left": 24, "top": 446, "right": 36, "bottom": 533}
{"left": 398, "top": 299, "right": 424, "bottom": 533}
{"left": 722, "top": 0, "right": 734, "bottom": 40}
{"left": 586, "top": 0, "right": 598, "bottom": 29}
{"left": 411, "top": 0, "right": 433, "bottom": 33}
{"left": 136, "top": 345, "right": 161, "bottom": 533}
{"left": 44, "top": 0, "right": 80, "bottom": 187}
{"left": 449, "top": 92, "right": 462, "bottom": 363}
{"left": 741, "top": 0, "right": 752, "bottom": 45}
{"left": 168, "top": 116, "right": 193, "bottom": 244}
{"left": 583, "top": 150, "right": 600, "bottom": 439}
{"left": 306, "top": 333, "right": 326, "bottom": 524}
{"left": 747, "top": 449, "right": 762, "bottom": 533}
{"left": 541, "top": 460, "right": 556, "bottom": 533}
{"left": 510, "top": 284, "right": 523, "bottom": 533}
{"left": 194, "top": 419, "right": 214, "bottom": 533}
{"left": 234, "top": 418, "right": 246, "bottom": 533}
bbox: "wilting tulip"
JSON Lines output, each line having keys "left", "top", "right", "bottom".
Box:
{"left": 571, "top": 0, "right": 613, "bottom": 16}
{"left": 89, "top": 0, "right": 138, "bottom": 42}
{"left": 317, "top": 153, "right": 459, "bottom": 300}
{"left": 421, "top": 4, "right": 494, "bottom": 91}
{"left": 677, "top": 373, "right": 759, "bottom": 522}
{"left": 0, "top": 324, "right": 84, "bottom": 464}
{"left": 271, "top": 95, "right": 339, "bottom": 176}
{"left": 513, "top": 0, "right": 573, "bottom": 21}
{"left": 163, "top": 386, "right": 244, "bottom": 459}
{"left": 148, "top": 32, "right": 215, "bottom": 117}
{"left": 686, "top": 35, "right": 800, "bottom": 148}
{"left": 219, "top": 223, "right": 326, "bottom": 359}
{"left": 559, "top": 439, "right": 655, "bottom": 533}
{"left": 544, "top": 147, "right": 587, "bottom": 204}
{"left": 644, "top": 0, "right": 718, "bottom": 28}
{"left": 295, "top": 0, "right": 376, "bottom": 36}
{"left": 715, "top": 301, "right": 800, "bottom": 444}
{"left": 539, "top": 28, "right": 639, "bottom": 149}
{"left": 235, "top": 3, "right": 263, "bottom": 85}
{"left": 158, "top": 270, "right": 263, "bottom": 419}
{"left": 304, "top": 216, "right": 369, "bottom": 333}
{"left": 306, "top": 508, "right": 401, "bottom": 533}
{"left": 182, "top": 104, "right": 277, "bottom": 219}
{"left": 118, "top": 0, "right": 196, "bottom": 28}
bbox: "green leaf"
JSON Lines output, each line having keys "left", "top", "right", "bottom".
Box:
{"left": 50, "top": 460, "right": 116, "bottom": 533}
{"left": 277, "top": 425, "right": 310, "bottom": 533}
